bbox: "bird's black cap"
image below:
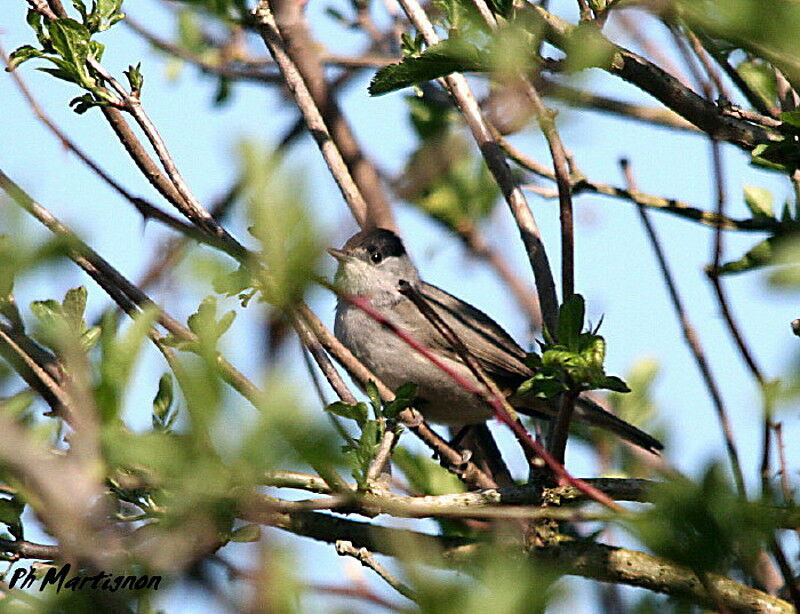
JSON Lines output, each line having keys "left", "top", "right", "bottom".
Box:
{"left": 343, "top": 228, "right": 406, "bottom": 258}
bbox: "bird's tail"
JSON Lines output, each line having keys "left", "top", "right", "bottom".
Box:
{"left": 574, "top": 396, "right": 663, "bottom": 454}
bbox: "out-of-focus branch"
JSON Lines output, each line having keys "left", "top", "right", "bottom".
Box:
{"left": 252, "top": 2, "right": 370, "bottom": 229}
{"left": 0, "top": 170, "right": 261, "bottom": 407}
{"left": 253, "top": 0, "right": 394, "bottom": 230}
{"left": 256, "top": 507, "right": 795, "bottom": 613}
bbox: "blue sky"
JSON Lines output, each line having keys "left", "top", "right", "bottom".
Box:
{"left": 1, "top": 0, "right": 799, "bottom": 611}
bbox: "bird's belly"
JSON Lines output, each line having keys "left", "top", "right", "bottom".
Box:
{"left": 334, "top": 304, "right": 491, "bottom": 425}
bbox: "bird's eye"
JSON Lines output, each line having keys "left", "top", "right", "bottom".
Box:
{"left": 370, "top": 251, "right": 383, "bottom": 264}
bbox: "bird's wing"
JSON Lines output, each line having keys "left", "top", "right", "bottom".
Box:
{"left": 390, "top": 281, "right": 534, "bottom": 383}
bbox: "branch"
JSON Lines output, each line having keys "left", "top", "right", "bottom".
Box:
{"left": 395, "top": 0, "right": 559, "bottom": 334}
{"left": 335, "top": 541, "right": 417, "bottom": 603}
{"left": 256, "top": 507, "right": 794, "bottom": 613}
{"left": 529, "top": 5, "right": 776, "bottom": 151}
{"left": 252, "top": 2, "right": 371, "bottom": 229}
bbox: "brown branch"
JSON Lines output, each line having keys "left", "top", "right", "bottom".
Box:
{"left": 252, "top": 2, "right": 371, "bottom": 229}
{"left": 540, "top": 78, "right": 699, "bottom": 132}
{"left": 256, "top": 507, "right": 795, "bottom": 613}
{"left": 530, "top": 5, "right": 776, "bottom": 151}
{"left": 504, "top": 139, "right": 778, "bottom": 233}
{"left": 0, "top": 538, "right": 61, "bottom": 561}
{"left": 396, "top": 0, "right": 559, "bottom": 334}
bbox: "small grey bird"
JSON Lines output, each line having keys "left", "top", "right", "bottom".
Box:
{"left": 329, "top": 228, "right": 662, "bottom": 453}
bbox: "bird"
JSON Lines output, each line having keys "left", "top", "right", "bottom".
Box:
{"left": 329, "top": 228, "right": 663, "bottom": 454}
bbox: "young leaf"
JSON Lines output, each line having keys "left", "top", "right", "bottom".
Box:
{"left": 61, "top": 286, "right": 87, "bottom": 331}
{"left": 7, "top": 45, "right": 44, "bottom": 70}
{"left": 557, "top": 293, "right": 585, "bottom": 349}
{"left": 325, "top": 401, "right": 369, "bottom": 427}
{"left": 48, "top": 18, "right": 93, "bottom": 88}
{"left": 369, "top": 38, "right": 488, "bottom": 96}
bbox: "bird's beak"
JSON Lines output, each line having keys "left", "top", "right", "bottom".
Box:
{"left": 327, "top": 247, "right": 349, "bottom": 262}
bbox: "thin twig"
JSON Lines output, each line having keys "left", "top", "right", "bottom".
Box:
{"left": 335, "top": 541, "right": 418, "bottom": 603}
{"left": 505, "top": 139, "right": 777, "bottom": 232}
{"left": 619, "top": 159, "right": 745, "bottom": 496}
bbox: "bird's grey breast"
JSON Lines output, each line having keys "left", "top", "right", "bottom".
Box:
{"left": 333, "top": 297, "right": 493, "bottom": 425}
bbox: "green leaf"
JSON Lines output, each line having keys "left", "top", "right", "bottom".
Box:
{"left": 557, "top": 294, "right": 585, "bottom": 349}
{"left": 384, "top": 382, "right": 418, "bottom": 418}
{"left": 0, "top": 497, "right": 24, "bottom": 528}
{"left": 364, "top": 381, "right": 382, "bottom": 417}
{"left": 599, "top": 375, "right": 630, "bottom": 393}
{"left": 369, "top": 37, "right": 488, "bottom": 96}
{"left": 563, "top": 22, "right": 616, "bottom": 72}
{"left": 152, "top": 373, "right": 177, "bottom": 431}
{"left": 325, "top": 401, "right": 369, "bottom": 427}
{"left": 743, "top": 185, "right": 775, "bottom": 219}
{"left": 61, "top": 286, "right": 87, "bottom": 331}
{"left": 124, "top": 62, "right": 144, "bottom": 95}
{"left": 80, "top": 325, "right": 101, "bottom": 351}
{"left": 780, "top": 110, "right": 800, "bottom": 129}
{"left": 736, "top": 60, "right": 777, "bottom": 109}
{"left": 48, "top": 18, "right": 93, "bottom": 88}
{"left": 187, "top": 296, "right": 236, "bottom": 354}
{"left": 69, "top": 93, "right": 104, "bottom": 114}
{"left": 26, "top": 10, "right": 49, "bottom": 48}
{"left": 7, "top": 45, "right": 44, "bottom": 70}
{"left": 230, "top": 524, "right": 261, "bottom": 542}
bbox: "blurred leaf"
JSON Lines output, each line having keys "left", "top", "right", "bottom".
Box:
{"left": 743, "top": 185, "right": 774, "bottom": 219}
{"left": 563, "top": 22, "right": 616, "bottom": 72}
{"left": 152, "top": 373, "right": 178, "bottom": 432}
{"left": 393, "top": 447, "right": 466, "bottom": 496}
{"left": 631, "top": 464, "right": 774, "bottom": 573}
{"left": 396, "top": 132, "right": 499, "bottom": 231}
{"left": 96, "top": 307, "right": 159, "bottom": 422}
{"left": 61, "top": 286, "right": 87, "bottom": 332}
{"left": 718, "top": 235, "right": 785, "bottom": 274}
{"left": 238, "top": 140, "right": 322, "bottom": 308}
{"left": 736, "top": 59, "right": 777, "bottom": 108}
{"left": 187, "top": 295, "right": 236, "bottom": 356}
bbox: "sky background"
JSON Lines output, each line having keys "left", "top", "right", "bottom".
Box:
{"left": 1, "top": 0, "right": 799, "bottom": 611}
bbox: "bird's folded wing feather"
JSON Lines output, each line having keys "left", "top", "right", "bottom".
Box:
{"left": 390, "top": 282, "right": 534, "bottom": 383}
